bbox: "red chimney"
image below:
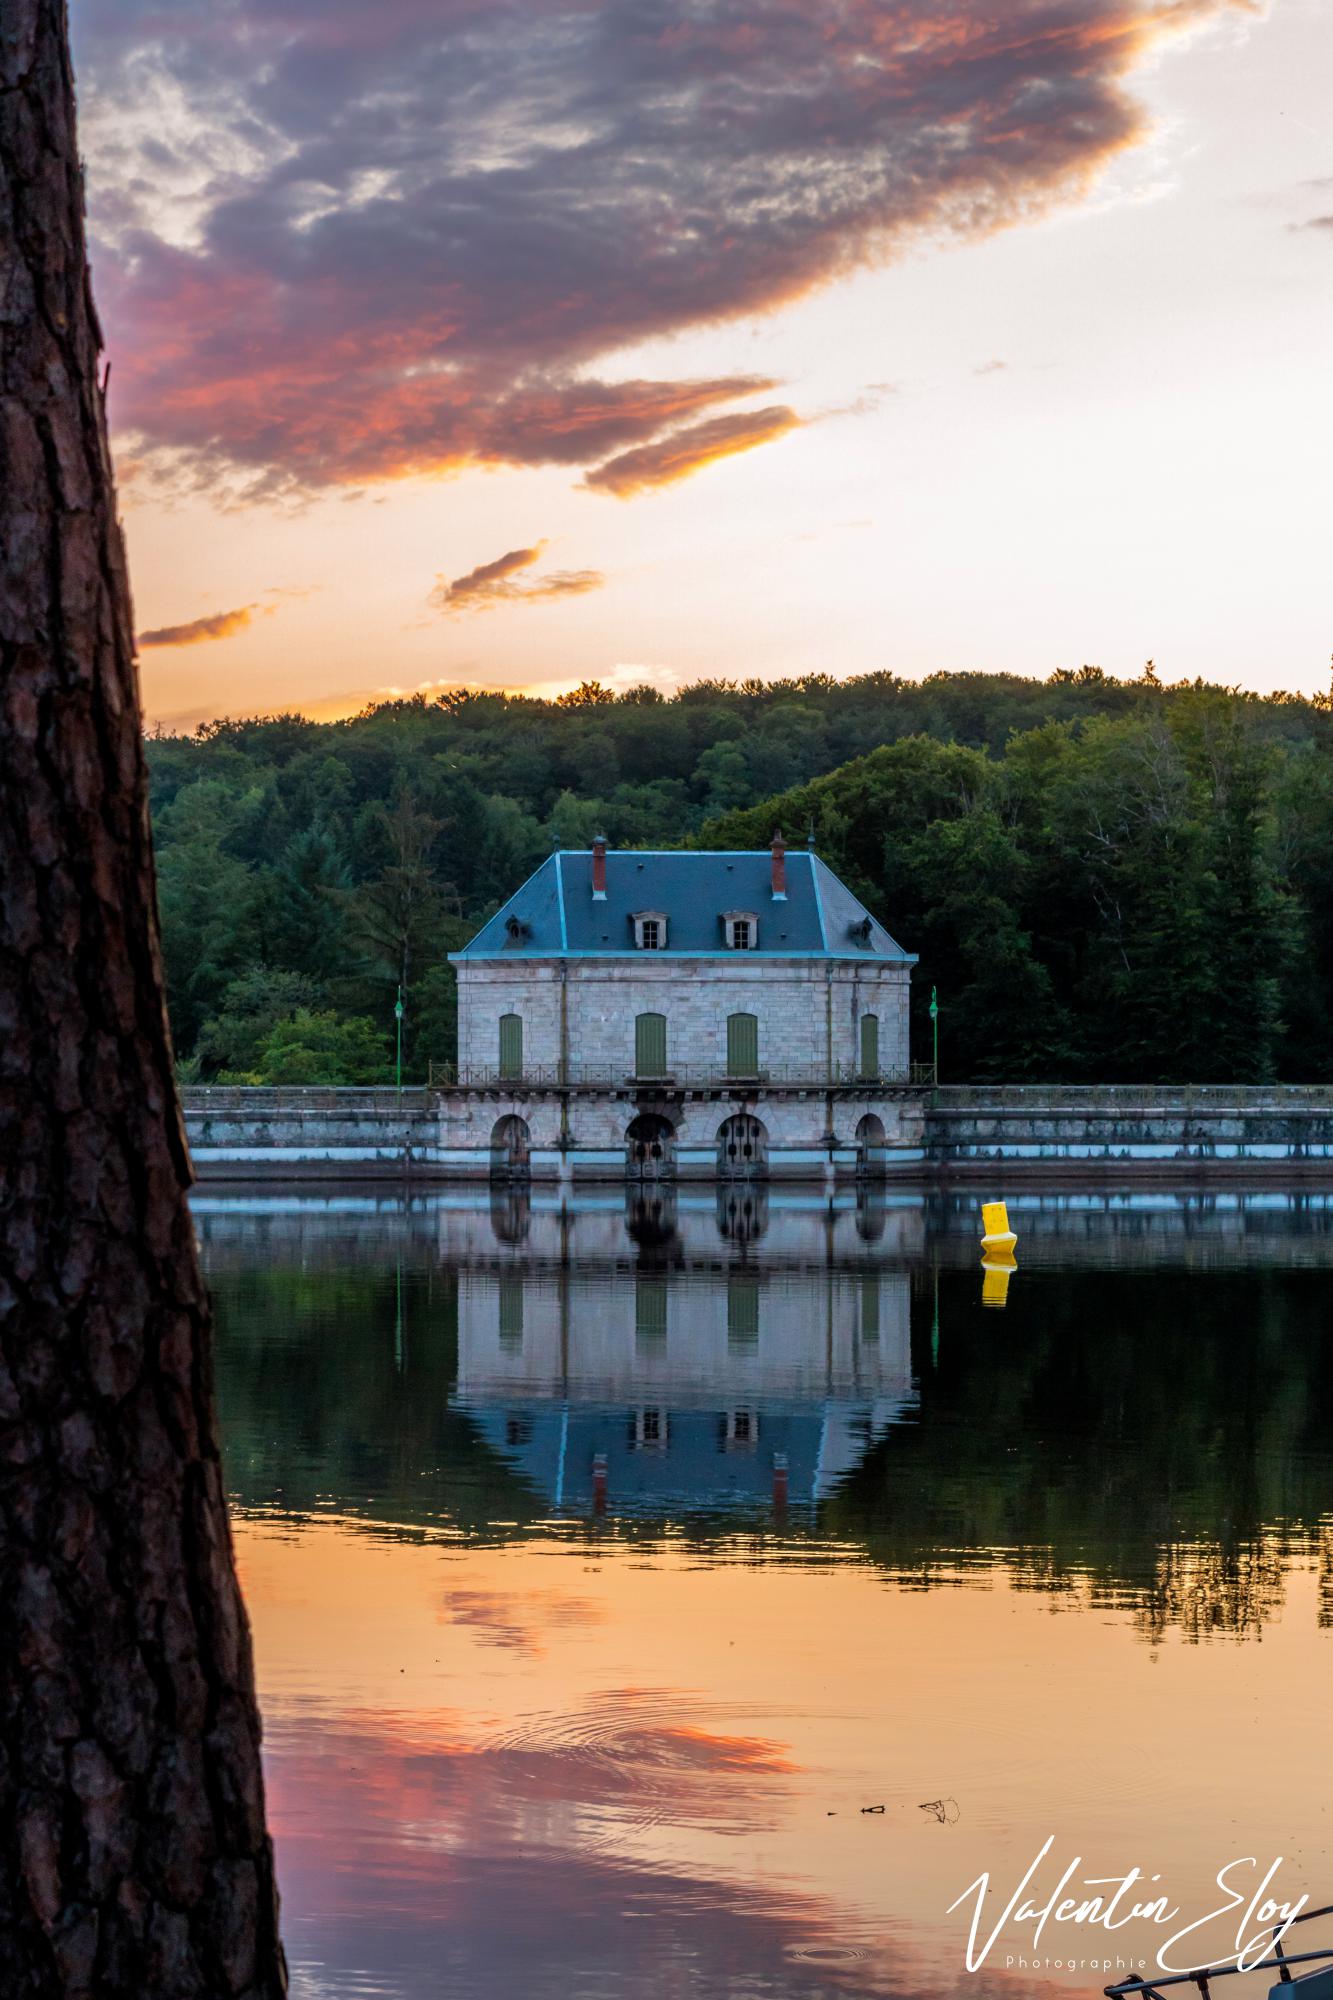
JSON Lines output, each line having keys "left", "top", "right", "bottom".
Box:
{"left": 771, "top": 827, "right": 787, "bottom": 899}
{"left": 592, "top": 833, "right": 607, "bottom": 899}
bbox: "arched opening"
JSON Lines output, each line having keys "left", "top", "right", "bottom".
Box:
{"left": 717, "top": 1184, "right": 769, "bottom": 1244}
{"left": 726, "top": 1011, "right": 760, "bottom": 1078}
{"left": 626, "top": 1188, "right": 679, "bottom": 1251}
{"left": 859, "top": 1012, "right": 880, "bottom": 1078}
{"left": 717, "top": 1113, "right": 769, "bottom": 1180}
{"left": 489, "top": 1113, "right": 531, "bottom": 1182}
{"left": 626, "top": 1111, "right": 676, "bottom": 1181}
{"left": 855, "top": 1111, "right": 887, "bottom": 1180}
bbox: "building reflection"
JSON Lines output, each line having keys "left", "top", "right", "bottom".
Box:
{"left": 453, "top": 1188, "right": 916, "bottom": 1517}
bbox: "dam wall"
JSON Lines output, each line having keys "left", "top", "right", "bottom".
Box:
{"left": 181, "top": 1084, "right": 1333, "bottom": 1182}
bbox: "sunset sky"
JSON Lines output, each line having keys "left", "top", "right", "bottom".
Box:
{"left": 72, "top": 0, "right": 1332, "bottom": 730}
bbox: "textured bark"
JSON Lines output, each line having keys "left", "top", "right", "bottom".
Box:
{"left": 0, "top": 5, "right": 287, "bottom": 1995}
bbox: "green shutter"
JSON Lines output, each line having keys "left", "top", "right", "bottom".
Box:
{"left": 727, "top": 1277, "right": 760, "bottom": 1348}
{"left": 859, "top": 1012, "right": 880, "bottom": 1077}
{"left": 635, "top": 1276, "right": 668, "bottom": 1349}
{"left": 727, "top": 1011, "right": 759, "bottom": 1077}
{"left": 499, "top": 1013, "right": 523, "bottom": 1078}
{"left": 635, "top": 1011, "right": 667, "bottom": 1077}
{"left": 498, "top": 1273, "right": 524, "bottom": 1348}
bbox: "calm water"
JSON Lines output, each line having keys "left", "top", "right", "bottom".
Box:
{"left": 200, "top": 1187, "right": 1333, "bottom": 2000}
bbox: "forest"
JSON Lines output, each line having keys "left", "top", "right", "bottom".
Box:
{"left": 147, "top": 664, "right": 1333, "bottom": 1084}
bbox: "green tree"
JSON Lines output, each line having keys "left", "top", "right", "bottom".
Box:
{"left": 237, "top": 1009, "right": 389, "bottom": 1085}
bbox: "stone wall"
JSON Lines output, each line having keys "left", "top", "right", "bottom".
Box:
{"left": 455, "top": 955, "right": 911, "bottom": 1078}
{"left": 181, "top": 1083, "right": 1333, "bottom": 1182}
{"left": 927, "top": 1085, "right": 1333, "bottom": 1174}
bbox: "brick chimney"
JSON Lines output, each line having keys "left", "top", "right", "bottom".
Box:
{"left": 592, "top": 833, "right": 607, "bottom": 900}
{"left": 770, "top": 827, "right": 787, "bottom": 900}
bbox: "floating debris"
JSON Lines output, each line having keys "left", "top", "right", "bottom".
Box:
{"left": 918, "top": 1797, "right": 960, "bottom": 1824}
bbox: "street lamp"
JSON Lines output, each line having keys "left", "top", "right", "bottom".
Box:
{"left": 929, "top": 985, "right": 939, "bottom": 1083}
{"left": 394, "top": 985, "right": 404, "bottom": 1108}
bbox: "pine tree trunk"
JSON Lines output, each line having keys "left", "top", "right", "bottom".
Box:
{"left": 0, "top": 5, "right": 287, "bottom": 1995}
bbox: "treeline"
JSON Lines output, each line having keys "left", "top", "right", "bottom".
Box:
{"left": 147, "top": 665, "right": 1333, "bottom": 1082}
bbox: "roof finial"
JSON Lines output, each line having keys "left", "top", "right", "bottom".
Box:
{"left": 806, "top": 822, "right": 816, "bottom": 853}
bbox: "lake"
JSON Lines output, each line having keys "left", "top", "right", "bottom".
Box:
{"left": 199, "top": 1186, "right": 1333, "bottom": 1999}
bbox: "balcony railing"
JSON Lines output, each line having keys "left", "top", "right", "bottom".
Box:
{"left": 428, "top": 1061, "right": 937, "bottom": 1092}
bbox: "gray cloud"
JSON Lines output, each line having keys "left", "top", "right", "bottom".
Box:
{"left": 78, "top": 0, "right": 1251, "bottom": 496}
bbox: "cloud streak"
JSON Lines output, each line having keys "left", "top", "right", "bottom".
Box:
{"left": 80, "top": 0, "right": 1252, "bottom": 498}
{"left": 432, "top": 542, "right": 604, "bottom": 611}
{"left": 136, "top": 604, "right": 261, "bottom": 648}
{"left": 584, "top": 405, "right": 801, "bottom": 497}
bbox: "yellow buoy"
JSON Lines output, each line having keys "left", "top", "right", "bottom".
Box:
{"left": 981, "top": 1256, "right": 1016, "bottom": 1309}
{"left": 980, "top": 1200, "right": 1017, "bottom": 1252}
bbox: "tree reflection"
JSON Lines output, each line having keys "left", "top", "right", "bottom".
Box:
{"left": 208, "top": 1216, "right": 1333, "bottom": 1644}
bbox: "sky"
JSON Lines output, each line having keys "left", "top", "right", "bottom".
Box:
{"left": 71, "top": 0, "right": 1333, "bottom": 730}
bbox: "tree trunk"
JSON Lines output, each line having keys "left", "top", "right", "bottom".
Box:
{"left": 0, "top": 6, "right": 287, "bottom": 1996}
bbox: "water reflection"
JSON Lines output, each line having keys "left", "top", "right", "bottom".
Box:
{"left": 198, "top": 1187, "right": 1333, "bottom": 2000}
{"left": 200, "top": 1185, "right": 1333, "bottom": 1639}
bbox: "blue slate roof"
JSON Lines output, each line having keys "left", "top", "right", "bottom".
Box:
{"left": 452, "top": 849, "right": 915, "bottom": 961}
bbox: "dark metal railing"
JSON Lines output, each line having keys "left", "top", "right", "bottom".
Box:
{"left": 1104, "top": 1902, "right": 1333, "bottom": 1999}
{"left": 182, "top": 1086, "right": 430, "bottom": 1113}
{"left": 428, "top": 1061, "right": 937, "bottom": 1092}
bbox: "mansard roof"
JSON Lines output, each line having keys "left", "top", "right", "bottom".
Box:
{"left": 452, "top": 849, "right": 915, "bottom": 961}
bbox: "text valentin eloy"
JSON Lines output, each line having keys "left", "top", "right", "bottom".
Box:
{"left": 949, "top": 1838, "right": 1309, "bottom": 1976}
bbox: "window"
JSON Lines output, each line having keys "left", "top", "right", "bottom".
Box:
{"left": 859, "top": 1012, "right": 880, "bottom": 1077}
{"left": 727, "top": 1012, "right": 760, "bottom": 1077}
{"left": 499, "top": 1012, "right": 523, "bottom": 1079}
{"left": 721, "top": 909, "right": 758, "bottom": 950}
{"left": 723, "top": 1408, "right": 758, "bottom": 1449}
{"left": 632, "top": 909, "right": 668, "bottom": 949}
{"left": 630, "top": 1407, "right": 667, "bottom": 1450}
{"left": 732, "top": 919, "right": 751, "bottom": 949}
{"left": 860, "top": 1275, "right": 880, "bottom": 1343}
{"left": 641, "top": 920, "right": 660, "bottom": 949}
{"left": 635, "top": 1011, "right": 668, "bottom": 1077}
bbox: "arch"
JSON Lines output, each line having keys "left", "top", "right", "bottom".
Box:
{"left": 855, "top": 1111, "right": 886, "bottom": 1181}
{"left": 726, "top": 1011, "right": 760, "bottom": 1078}
{"left": 498, "top": 1012, "right": 523, "bottom": 1080}
{"left": 626, "top": 1111, "right": 676, "bottom": 1182}
{"left": 635, "top": 1011, "right": 668, "bottom": 1078}
{"left": 717, "top": 1184, "right": 769, "bottom": 1244}
{"left": 859, "top": 1012, "right": 880, "bottom": 1078}
{"left": 717, "top": 1112, "right": 769, "bottom": 1180}
{"left": 489, "top": 1113, "right": 531, "bottom": 1182}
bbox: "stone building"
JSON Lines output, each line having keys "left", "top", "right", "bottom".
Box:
{"left": 439, "top": 832, "right": 929, "bottom": 1180}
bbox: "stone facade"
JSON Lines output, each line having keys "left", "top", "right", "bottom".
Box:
{"left": 455, "top": 955, "right": 912, "bottom": 1080}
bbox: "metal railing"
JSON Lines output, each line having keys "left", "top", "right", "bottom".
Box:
{"left": 182, "top": 1086, "right": 430, "bottom": 1113}
{"left": 1104, "top": 1902, "right": 1333, "bottom": 1998}
{"left": 428, "top": 1061, "right": 936, "bottom": 1092}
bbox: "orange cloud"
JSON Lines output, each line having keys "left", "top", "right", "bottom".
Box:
{"left": 136, "top": 604, "right": 262, "bottom": 648}
{"left": 584, "top": 406, "right": 801, "bottom": 497}
{"left": 431, "top": 543, "right": 604, "bottom": 612}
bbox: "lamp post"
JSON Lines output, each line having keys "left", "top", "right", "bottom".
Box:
{"left": 929, "top": 985, "right": 939, "bottom": 1083}
{"left": 394, "top": 985, "right": 404, "bottom": 1108}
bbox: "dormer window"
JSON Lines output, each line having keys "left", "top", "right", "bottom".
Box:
{"left": 632, "top": 909, "right": 667, "bottom": 949}
{"left": 721, "top": 909, "right": 758, "bottom": 950}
